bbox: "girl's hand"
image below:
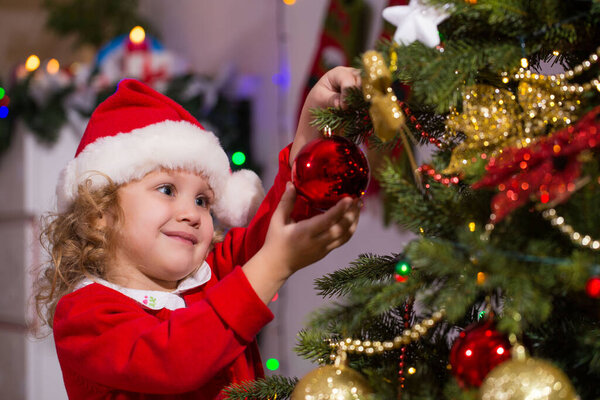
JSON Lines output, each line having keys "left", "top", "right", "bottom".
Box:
{"left": 290, "top": 66, "right": 361, "bottom": 167}
{"left": 265, "top": 182, "right": 360, "bottom": 275}
{"left": 242, "top": 183, "right": 361, "bottom": 303}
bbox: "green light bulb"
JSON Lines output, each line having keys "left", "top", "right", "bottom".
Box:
{"left": 232, "top": 151, "right": 246, "bottom": 166}
{"left": 266, "top": 358, "right": 280, "bottom": 371}
{"left": 395, "top": 261, "right": 412, "bottom": 276}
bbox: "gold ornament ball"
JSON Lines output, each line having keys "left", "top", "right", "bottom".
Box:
{"left": 480, "top": 358, "right": 578, "bottom": 400}
{"left": 291, "top": 364, "right": 374, "bottom": 400}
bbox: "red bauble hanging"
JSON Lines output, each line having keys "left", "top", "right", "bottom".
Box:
{"left": 449, "top": 320, "right": 511, "bottom": 388}
{"left": 292, "top": 133, "right": 370, "bottom": 210}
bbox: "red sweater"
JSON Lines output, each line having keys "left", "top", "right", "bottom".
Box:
{"left": 54, "top": 146, "right": 301, "bottom": 399}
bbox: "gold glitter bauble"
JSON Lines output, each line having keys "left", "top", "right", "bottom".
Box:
{"left": 479, "top": 358, "right": 578, "bottom": 400}
{"left": 291, "top": 356, "right": 374, "bottom": 400}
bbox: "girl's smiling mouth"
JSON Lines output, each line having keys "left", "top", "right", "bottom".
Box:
{"left": 162, "top": 231, "right": 198, "bottom": 245}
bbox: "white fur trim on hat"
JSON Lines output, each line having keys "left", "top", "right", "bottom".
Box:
{"left": 56, "top": 120, "right": 264, "bottom": 227}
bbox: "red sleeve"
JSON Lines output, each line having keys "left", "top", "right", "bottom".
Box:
{"left": 53, "top": 267, "right": 273, "bottom": 394}
{"left": 208, "top": 144, "right": 307, "bottom": 278}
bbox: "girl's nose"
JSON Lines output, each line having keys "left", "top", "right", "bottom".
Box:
{"left": 176, "top": 201, "right": 202, "bottom": 227}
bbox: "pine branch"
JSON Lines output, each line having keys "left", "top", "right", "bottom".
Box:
{"left": 314, "top": 254, "right": 398, "bottom": 298}
{"left": 223, "top": 376, "right": 298, "bottom": 400}
{"left": 310, "top": 87, "right": 371, "bottom": 143}
{"left": 305, "top": 298, "right": 381, "bottom": 334}
{"left": 379, "top": 160, "right": 468, "bottom": 238}
{"left": 294, "top": 329, "right": 336, "bottom": 363}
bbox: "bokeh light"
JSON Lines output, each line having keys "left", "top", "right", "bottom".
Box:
{"left": 129, "top": 26, "right": 146, "bottom": 44}
{"left": 232, "top": 151, "right": 246, "bottom": 166}
{"left": 0, "top": 106, "right": 9, "bottom": 119}
{"left": 283, "top": 0, "right": 296, "bottom": 4}
{"left": 0, "top": 87, "right": 5, "bottom": 100}
{"left": 266, "top": 358, "right": 280, "bottom": 371}
{"left": 476, "top": 272, "right": 486, "bottom": 285}
{"left": 46, "top": 58, "right": 60, "bottom": 75}
{"left": 395, "top": 261, "right": 411, "bottom": 276}
{"left": 25, "top": 55, "right": 40, "bottom": 72}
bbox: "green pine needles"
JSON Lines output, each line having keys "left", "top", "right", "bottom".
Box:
{"left": 223, "top": 376, "right": 299, "bottom": 400}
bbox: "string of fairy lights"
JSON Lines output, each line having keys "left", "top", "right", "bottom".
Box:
{"left": 323, "top": 309, "right": 446, "bottom": 381}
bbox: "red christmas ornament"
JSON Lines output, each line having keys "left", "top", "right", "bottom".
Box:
{"left": 449, "top": 320, "right": 511, "bottom": 387}
{"left": 586, "top": 276, "right": 600, "bottom": 298}
{"left": 292, "top": 134, "right": 370, "bottom": 210}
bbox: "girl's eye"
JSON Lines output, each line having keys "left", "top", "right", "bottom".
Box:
{"left": 195, "top": 196, "right": 210, "bottom": 208}
{"left": 157, "top": 184, "right": 174, "bottom": 196}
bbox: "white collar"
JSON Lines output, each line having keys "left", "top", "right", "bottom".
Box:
{"left": 75, "top": 261, "right": 212, "bottom": 311}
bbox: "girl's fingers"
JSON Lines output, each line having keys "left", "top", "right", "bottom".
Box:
{"left": 324, "top": 215, "right": 359, "bottom": 252}
{"left": 325, "top": 67, "right": 362, "bottom": 109}
{"left": 315, "top": 201, "right": 360, "bottom": 243}
{"left": 272, "top": 182, "right": 296, "bottom": 224}
{"left": 299, "top": 197, "right": 353, "bottom": 235}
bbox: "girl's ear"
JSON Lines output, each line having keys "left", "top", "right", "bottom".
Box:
{"left": 95, "top": 210, "right": 117, "bottom": 231}
{"left": 91, "top": 212, "right": 108, "bottom": 231}
{"left": 94, "top": 213, "right": 108, "bottom": 230}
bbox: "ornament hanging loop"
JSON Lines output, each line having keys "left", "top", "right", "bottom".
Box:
{"left": 334, "top": 349, "right": 349, "bottom": 368}
{"left": 361, "top": 50, "right": 423, "bottom": 191}
{"left": 323, "top": 125, "right": 333, "bottom": 138}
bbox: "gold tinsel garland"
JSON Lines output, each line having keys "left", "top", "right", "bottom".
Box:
{"left": 328, "top": 309, "right": 446, "bottom": 359}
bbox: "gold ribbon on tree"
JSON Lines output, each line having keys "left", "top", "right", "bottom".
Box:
{"left": 362, "top": 50, "right": 421, "bottom": 188}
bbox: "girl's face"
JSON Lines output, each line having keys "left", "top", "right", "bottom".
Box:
{"left": 107, "top": 168, "right": 214, "bottom": 291}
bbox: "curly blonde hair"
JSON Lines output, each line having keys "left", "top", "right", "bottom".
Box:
{"left": 34, "top": 177, "right": 122, "bottom": 328}
{"left": 34, "top": 173, "right": 223, "bottom": 329}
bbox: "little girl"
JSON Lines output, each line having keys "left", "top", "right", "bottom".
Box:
{"left": 34, "top": 67, "right": 361, "bottom": 399}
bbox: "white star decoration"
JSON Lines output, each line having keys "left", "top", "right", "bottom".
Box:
{"left": 382, "top": 0, "right": 451, "bottom": 48}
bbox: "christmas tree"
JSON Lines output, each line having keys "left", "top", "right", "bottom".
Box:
{"left": 226, "top": 1, "right": 600, "bottom": 399}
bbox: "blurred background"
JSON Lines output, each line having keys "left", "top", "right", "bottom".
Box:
{"left": 0, "top": 1, "right": 411, "bottom": 398}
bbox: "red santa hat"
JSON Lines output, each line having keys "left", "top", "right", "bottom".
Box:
{"left": 56, "top": 78, "right": 264, "bottom": 227}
